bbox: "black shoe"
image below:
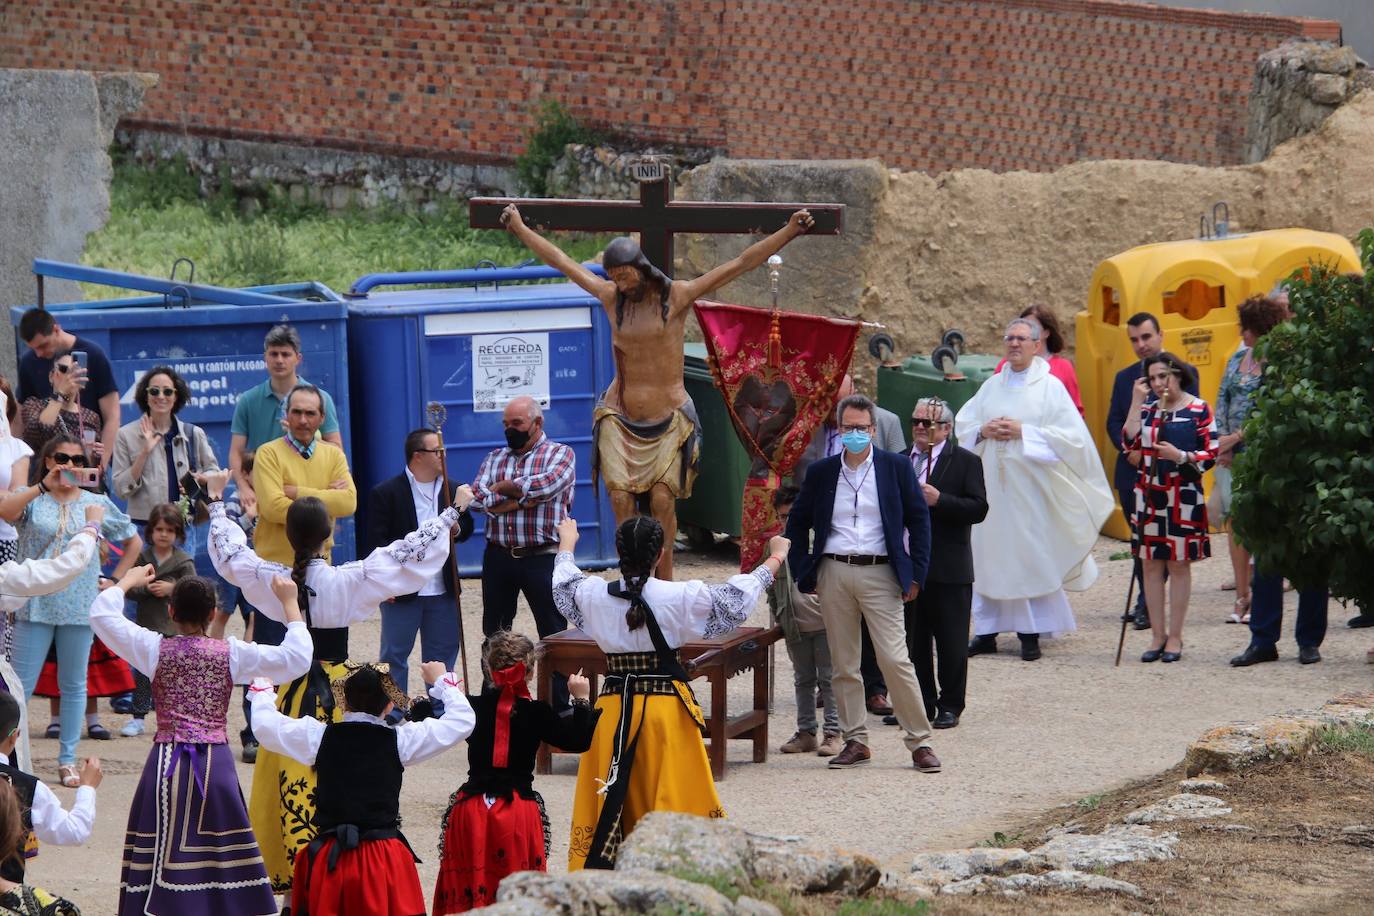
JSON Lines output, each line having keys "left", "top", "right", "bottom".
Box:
{"left": 1018, "top": 634, "right": 1041, "bottom": 661}
{"left": 1141, "top": 647, "right": 1163, "bottom": 663}
{"left": 241, "top": 740, "right": 259, "bottom": 764}
{"left": 1348, "top": 614, "right": 1374, "bottom": 629}
{"left": 932, "top": 710, "right": 959, "bottom": 729}
{"left": 968, "top": 635, "right": 998, "bottom": 656}
{"left": 1161, "top": 649, "right": 1183, "bottom": 663}
{"left": 1230, "top": 644, "right": 1279, "bottom": 667}
{"left": 1132, "top": 606, "right": 1151, "bottom": 630}
{"left": 882, "top": 714, "right": 899, "bottom": 726}
{"left": 1298, "top": 645, "right": 1321, "bottom": 665}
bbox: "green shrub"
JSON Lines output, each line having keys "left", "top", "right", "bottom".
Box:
{"left": 1231, "top": 228, "right": 1374, "bottom": 609}
{"left": 514, "top": 98, "right": 601, "bottom": 196}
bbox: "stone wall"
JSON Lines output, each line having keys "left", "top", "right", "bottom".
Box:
{"left": 0, "top": 69, "right": 154, "bottom": 379}
{"left": 1243, "top": 40, "right": 1374, "bottom": 161}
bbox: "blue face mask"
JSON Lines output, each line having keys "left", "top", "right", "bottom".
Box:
{"left": 841, "top": 429, "right": 872, "bottom": 454}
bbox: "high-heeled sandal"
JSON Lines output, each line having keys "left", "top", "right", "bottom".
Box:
{"left": 1228, "top": 596, "right": 1250, "bottom": 625}
{"left": 57, "top": 765, "right": 79, "bottom": 788}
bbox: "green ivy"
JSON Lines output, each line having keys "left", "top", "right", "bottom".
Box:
{"left": 513, "top": 99, "right": 601, "bottom": 196}
{"left": 1230, "top": 228, "right": 1374, "bottom": 609}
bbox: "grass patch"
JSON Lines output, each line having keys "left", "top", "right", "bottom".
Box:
{"left": 836, "top": 898, "right": 931, "bottom": 915}
{"left": 976, "top": 830, "right": 1024, "bottom": 849}
{"left": 79, "top": 157, "right": 606, "bottom": 301}
{"left": 1076, "top": 792, "right": 1105, "bottom": 811}
{"left": 1108, "top": 549, "right": 1132, "bottom": 561}
{"left": 1314, "top": 723, "right": 1374, "bottom": 757}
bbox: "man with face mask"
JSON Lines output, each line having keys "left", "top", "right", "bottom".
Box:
{"left": 469, "top": 396, "right": 576, "bottom": 643}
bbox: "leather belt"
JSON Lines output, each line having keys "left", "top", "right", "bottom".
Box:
{"left": 824, "top": 553, "right": 889, "bottom": 566}
{"left": 488, "top": 542, "right": 558, "bottom": 559}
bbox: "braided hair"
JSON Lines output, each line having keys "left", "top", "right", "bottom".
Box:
{"left": 285, "top": 497, "right": 332, "bottom": 614}
{"left": 615, "top": 516, "right": 664, "bottom": 631}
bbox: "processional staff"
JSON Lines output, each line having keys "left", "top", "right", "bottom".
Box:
{"left": 427, "top": 401, "right": 472, "bottom": 687}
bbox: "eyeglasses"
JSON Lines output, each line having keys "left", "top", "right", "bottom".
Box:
{"left": 414, "top": 448, "right": 443, "bottom": 455}
{"left": 839, "top": 424, "right": 872, "bottom": 434}
{"left": 146, "top": 387, "right": 176, "bottom": 398}
{"left": 911, "top": 418, "right": 950, "bottom": 428}
{"left": 1003, "top": 335, "right": 1033, "bottom": 343}
{"left": 52, "top": 453, "right": 89, "bottom": 467}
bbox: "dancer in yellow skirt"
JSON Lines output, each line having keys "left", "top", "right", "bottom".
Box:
{"left": 203, "top": 469, "right": 474, "bottom": 897}
{"left": 551, "top": 515, "right": 789, "bottom": 869}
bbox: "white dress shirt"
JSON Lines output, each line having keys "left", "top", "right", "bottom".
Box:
{"left": 89, "top": 586, "right": 313, "bottom": 685}
{"left": 249, "top": 675, "right": 475, "bottom": 767}
{"left": 910, "top": 439, "right": 947, "bottom": 485}
{"left": 30, "top": 779, "right": 96, "bottom": 847}
{"left": 827, "top": 449, "right": 886, "bottom": 555}
{"left": 405, "top": 468, "right": 446, "bottom": 597}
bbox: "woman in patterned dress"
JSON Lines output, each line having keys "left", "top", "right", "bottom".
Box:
{"left": 1213, "top": 294, "right": 1288, "bottom": 623}
{"left": 1123, "top": 352, "right": 1218, "bottom": 664}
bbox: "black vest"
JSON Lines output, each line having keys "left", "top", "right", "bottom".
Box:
{"left": 314, "top": 722, "right": 403, "bottom": 833}
{"left": 0, "top": 763, "right": 38, "bottom": 883}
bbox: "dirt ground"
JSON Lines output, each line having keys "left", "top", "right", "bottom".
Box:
{"left": 27, "top": 532, "right": 1374, "bottom": 911}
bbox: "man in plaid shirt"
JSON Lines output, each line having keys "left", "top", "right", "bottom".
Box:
{"left": 470, "top": 396, "right": 575, "bottom": 644}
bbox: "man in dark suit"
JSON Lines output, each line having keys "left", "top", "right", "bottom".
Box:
{"left": 786, "top": 393, "right": 941, "bottom": 773}
{"left": 366, "top": 428, "right": 474, "bottom": 696}
{"left": 900, "top": 397, "right": 986, "bottom": 729}
{"left": 1106, "top": 312, "right": 1198, "bottom": 629}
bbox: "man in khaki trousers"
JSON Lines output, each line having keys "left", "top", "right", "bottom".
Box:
{"left": 784, "top": 394, "right": 941, "bottom": 773}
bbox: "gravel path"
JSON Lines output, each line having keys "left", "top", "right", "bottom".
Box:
{"left": 30, "top": 534, "right": 1372, "bottom": 908}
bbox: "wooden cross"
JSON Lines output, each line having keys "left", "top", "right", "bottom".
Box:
{"left": 469, "top": 167, "right": 844, "bottom": 276}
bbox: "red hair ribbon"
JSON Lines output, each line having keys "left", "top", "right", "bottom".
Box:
{"left": 490, "top": 662, "right": 531, "bottom": 768}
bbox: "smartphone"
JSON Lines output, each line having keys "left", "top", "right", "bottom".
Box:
{"left": 80, "top": 428, "right": 97, "bottom": 445}
{"left": 71, "top": 350, "right": 88, "bottom": 371}
{"left": 63, "top": 467, "right": 100, "bottom": 488}
{"left": 180, "top": 471, "right": 209, "bottom": 508}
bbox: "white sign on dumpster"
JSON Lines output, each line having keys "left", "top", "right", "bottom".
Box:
{"left": 472, "top": 332, "right": 550, "bottom": 412}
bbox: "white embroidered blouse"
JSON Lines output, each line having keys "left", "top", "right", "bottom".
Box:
{"left": 551, "top": 551, "right": 773, "bottom": 652}
{"left": 206, "top": 500, "right": 463, "bottom": 628}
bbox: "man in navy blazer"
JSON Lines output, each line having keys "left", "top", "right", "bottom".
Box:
{"left": 786, "top": 394, "right": 941, "bottom": 773}
{"left": 1106, "top": 312, "right": 1197, "bottom": 629}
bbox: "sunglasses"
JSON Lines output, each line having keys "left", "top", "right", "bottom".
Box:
{"left": 52, "top": 453, "right": 90, "bottom": 467}
{"left": 54, "top": 363, "right": 74, "bottom": 374}
{"left": 146, "top": 387, "right": 177, "bottom": 398}
{"left": 911, "top": 418, "right": 948, "bottom": 428}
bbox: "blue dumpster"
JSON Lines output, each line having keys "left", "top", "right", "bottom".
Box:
{"left": 11, "top": 261, "right": 355, "bottom": 568}
{"left": 345, "top": 265, "right": 618, "bottom": 575}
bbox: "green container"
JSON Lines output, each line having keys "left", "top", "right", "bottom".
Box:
{"left": 677, "top": 342, "right": 752, "bottom": 543}
{"left": 875, "top": 353, "right": 1002, "bottom": 449}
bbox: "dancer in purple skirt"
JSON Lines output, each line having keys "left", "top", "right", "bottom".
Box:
{"left": 90, "top": 566, "right": 313, "bottom": 916}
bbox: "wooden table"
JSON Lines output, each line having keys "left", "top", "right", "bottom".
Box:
{"left": 535, "top": 625, "right": 782, "bottom": 780}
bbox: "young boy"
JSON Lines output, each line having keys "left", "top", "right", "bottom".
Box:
{"left": 250, "top": 661, "right": 475, "bottom": 914}
{"left": 0, "top": 690, "right": 100, "bottom": 881}
{"left": 769, "top": 486, "right": 841, "bottom": 756}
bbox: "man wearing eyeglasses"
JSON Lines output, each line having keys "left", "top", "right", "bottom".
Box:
{"left": 366, "top": 429, "right": 474, "bottom": 699}
{"left": 785, "top": 393, "right": 940, "bottom": 773}
{"left": 955, "top": 318, "right": 1114, "bottom": 661}
{"left": 891, "top": 398, "right": 986, "bottom": 729}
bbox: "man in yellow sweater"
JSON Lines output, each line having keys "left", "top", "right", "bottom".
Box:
{"left": 252, "top": 384, "right": 356, "bottom": 564}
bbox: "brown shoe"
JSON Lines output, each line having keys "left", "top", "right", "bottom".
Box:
{"left": 912, "top": 746, "right": 942, "bottom": 773}
{"left": 817, "top": 732, "right": 843, "bottom": 757}
{"left": 780, "top": 730, "right": 818, "bottom": 754}
{"left": 828, "top": 740, "right": 872, "bottom": 769}
{"left": 866, "top": 693, "right": 894, "bottom": 716}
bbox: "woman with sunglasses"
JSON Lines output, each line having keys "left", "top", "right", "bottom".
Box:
{"left": 112, "top": 365, "right": 220, "bottom": 536}
{"left": 0, "top": 435, "right": 141, "bottom": 786}
{"left": 18, "top": 351, "right": 103, "bottom": 475}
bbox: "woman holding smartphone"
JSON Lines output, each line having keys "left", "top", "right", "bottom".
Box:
{"left": 19, "top": 350, "right": 103, "bottom": 479}
{"left": 0, "top": 435, "right": 141, "bottom": 786}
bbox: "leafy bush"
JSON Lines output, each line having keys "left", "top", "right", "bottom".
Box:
{"left": 514, "top": 99, "right": 600, "bottom": 196}
{"left": 1231, "top": 228, "right": 1374, "bottom": 608}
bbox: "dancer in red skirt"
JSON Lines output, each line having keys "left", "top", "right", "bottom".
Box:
{"left": 433, "top": 632, "right": 597, "bottom": 914}
{"left": 251, "top": 661, "right": 474, "bottom": 916}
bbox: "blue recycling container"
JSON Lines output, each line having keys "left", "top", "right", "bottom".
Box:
{"left": 346, "top": 264, "right": 619, "bottom": 575}
{"left": 11, "top": 263, "right": 355, "bottom": 570}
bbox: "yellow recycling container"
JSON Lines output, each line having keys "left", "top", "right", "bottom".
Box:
{"left": 1075, "top": 228, "right": 1360, "bottom": 540}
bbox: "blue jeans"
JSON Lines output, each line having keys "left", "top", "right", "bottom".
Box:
{"left": 11, "top": 621, "right": 94, "bottom": 766}
{"left": 380, "top": 593, "right": 460, "bottom": 696}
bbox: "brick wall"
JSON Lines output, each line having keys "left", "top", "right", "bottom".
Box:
{"left": 0, "top": 0, "right": 1341, "bottom": 173}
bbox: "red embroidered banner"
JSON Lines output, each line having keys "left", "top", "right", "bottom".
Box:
{"left": 693, "top": 300, "right": 860, "bottom": 570}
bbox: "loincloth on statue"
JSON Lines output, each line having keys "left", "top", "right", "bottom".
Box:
{"left": 592, "top": 396, "right": 700, "bottom": 499}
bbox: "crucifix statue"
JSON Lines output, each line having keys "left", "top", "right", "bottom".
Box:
{"left": 470, "top": 171, "right": 842, "bottom": 579}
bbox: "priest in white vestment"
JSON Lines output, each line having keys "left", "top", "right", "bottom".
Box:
{"left": 954, "top": 317, "right": 1114, "bottom": 660}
